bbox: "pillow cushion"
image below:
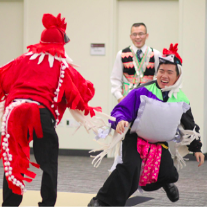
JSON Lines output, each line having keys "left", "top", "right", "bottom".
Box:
{"left": 130, "top": 95, "right": 190, "bottom": 143}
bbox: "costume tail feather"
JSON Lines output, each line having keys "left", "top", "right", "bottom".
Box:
{"left": 0, "top": 101, "right": 43, "bottom": 195}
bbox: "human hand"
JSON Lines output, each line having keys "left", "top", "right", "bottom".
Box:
{"left": 118, "top": 97, "right": 124, "bottom": 103}
{"left": 116, "top": 120, "right": 129, "bottom": 134}
{"left": 194, "top": 152, "right": 205, "bottom": 167}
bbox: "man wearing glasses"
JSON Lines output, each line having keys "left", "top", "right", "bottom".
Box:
{"left": 111, "top": 23, "right": 161, "bottom": 103}
{"left": 109, "top": 23, "right": 162, "bottom": 179}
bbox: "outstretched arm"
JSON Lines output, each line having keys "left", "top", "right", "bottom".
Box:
{"left": 181, "top": 108, "right": 202, "bottom": 152}
{"left": 194, "top": 152, "right": 205, "bottom": 167}
{"left": 109, "top": 88, "right": 144, "bottom": 129}
{"left": 181, "top": 108, "right": 205, "bottom": 167}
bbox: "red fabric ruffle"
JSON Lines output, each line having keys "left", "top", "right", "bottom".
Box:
{"left": 0, "top": 55, "right": 102, "bottom": 123}
{"left": 0, "top": 103, "right": 43, "bottom": 195}
{"left": 56, "top": 63, "right": 102, "bottom": 121}
{"left": 27, "top": 42, "right": 65, "bottom": 58}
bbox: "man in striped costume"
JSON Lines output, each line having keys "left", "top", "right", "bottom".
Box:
{"left": 111, "top": 23, "right": 161, "bottom": 102}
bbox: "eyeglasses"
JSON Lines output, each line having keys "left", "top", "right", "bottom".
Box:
{"left": 131, "top": 33, "right": 146, "bottom": 37}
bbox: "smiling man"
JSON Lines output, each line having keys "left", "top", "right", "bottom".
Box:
{"left": 111, "top": 23, "right": 161, "bottom": 103}
{"left": 88, "top": 44, "right": 205, "bottom": 207}
{"left": 157, "top": 64, "right": 179, "bottom": 88}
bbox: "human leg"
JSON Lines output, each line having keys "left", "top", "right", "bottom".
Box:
{"left": 141, "top": 147, "right": 179, "bottom": 202}
{"left": 2, "top": 174, "right": 23, "bottom": 207}
{"left": 89, "top": 132, "right": 142, "bottom": 206}
{"left": 141, "top": 147, "right": 178, "bottom": 191}
{"left": 33, "top": 108, "right": 59, "bottom": 207}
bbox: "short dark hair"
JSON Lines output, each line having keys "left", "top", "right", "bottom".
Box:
{"left": 131, "top": 23, "right": 147, "bottom": 33}
{"left": 158, "top": 63, "right": 179, "bottom": 76}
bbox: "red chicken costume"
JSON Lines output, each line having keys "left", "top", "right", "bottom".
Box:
{"left": 0, "top": 13, "right": 101, "bottom": 206}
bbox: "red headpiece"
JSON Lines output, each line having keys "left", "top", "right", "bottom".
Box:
{"left": 162, "top": 43, "right": 182, "bottom": 64}
{"left": 27, "top": 13, "right": 70, "bottom": 58}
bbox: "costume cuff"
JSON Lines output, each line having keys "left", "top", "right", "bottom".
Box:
{"left": 114, "top": 91, "right": 123, "bottom": 101}
{"left": 187, "top": 139, "right": 202, "bottom": 153}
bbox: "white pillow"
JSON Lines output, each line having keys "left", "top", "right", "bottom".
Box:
{"left": 130, "top": 95, "right": 190, "bottom": 143}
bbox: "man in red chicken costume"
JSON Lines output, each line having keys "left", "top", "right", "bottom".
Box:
{"left": 0, "top": 13, "right": 101, "bottom": 206}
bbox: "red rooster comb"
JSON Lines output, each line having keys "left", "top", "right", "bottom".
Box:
{"left": 163, "top": 43, "right": 182, "bottom": 64}
{"left": 27, "top": 13, "right": 69, "bottom": 58}
{"left": 42, "top": 13, "right": 67, "bottom": 32}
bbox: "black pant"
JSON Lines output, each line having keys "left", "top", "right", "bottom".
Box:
{"left": 2, "top": 108, "right": 59, "bottom": 207}
{"left": 97, "top": 132, "right": 178, "bottom": 206}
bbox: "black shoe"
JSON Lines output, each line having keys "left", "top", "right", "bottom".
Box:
{"left": 163, "top": 183, "right": 179, "bottom": 202}
{"left": 88, "top": 197, "right": 107, "bottom": 206}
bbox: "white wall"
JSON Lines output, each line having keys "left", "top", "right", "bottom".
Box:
{"left": 0, "top": 0, "right": 206, "bottom": 152}
{"left": 117, "top": 0, "right": 179, "bottom": 52}
{"left": 179, "top": 0, "right": 207, "bottom": 152}
{"left": 205, "top": 0, "right": 207, "bottom": 154}
{"left": 0, "top": 0, "right": 23, "bottom": 66}
{"left": 24, "top": 0, "right": 115, "bottom": 150}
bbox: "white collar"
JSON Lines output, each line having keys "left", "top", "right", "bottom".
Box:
{"left": 25, "top": 51, "right": 79, "bottom": 68}
{"left": 131, "top": 44, "right": 147, "bottom": 54}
